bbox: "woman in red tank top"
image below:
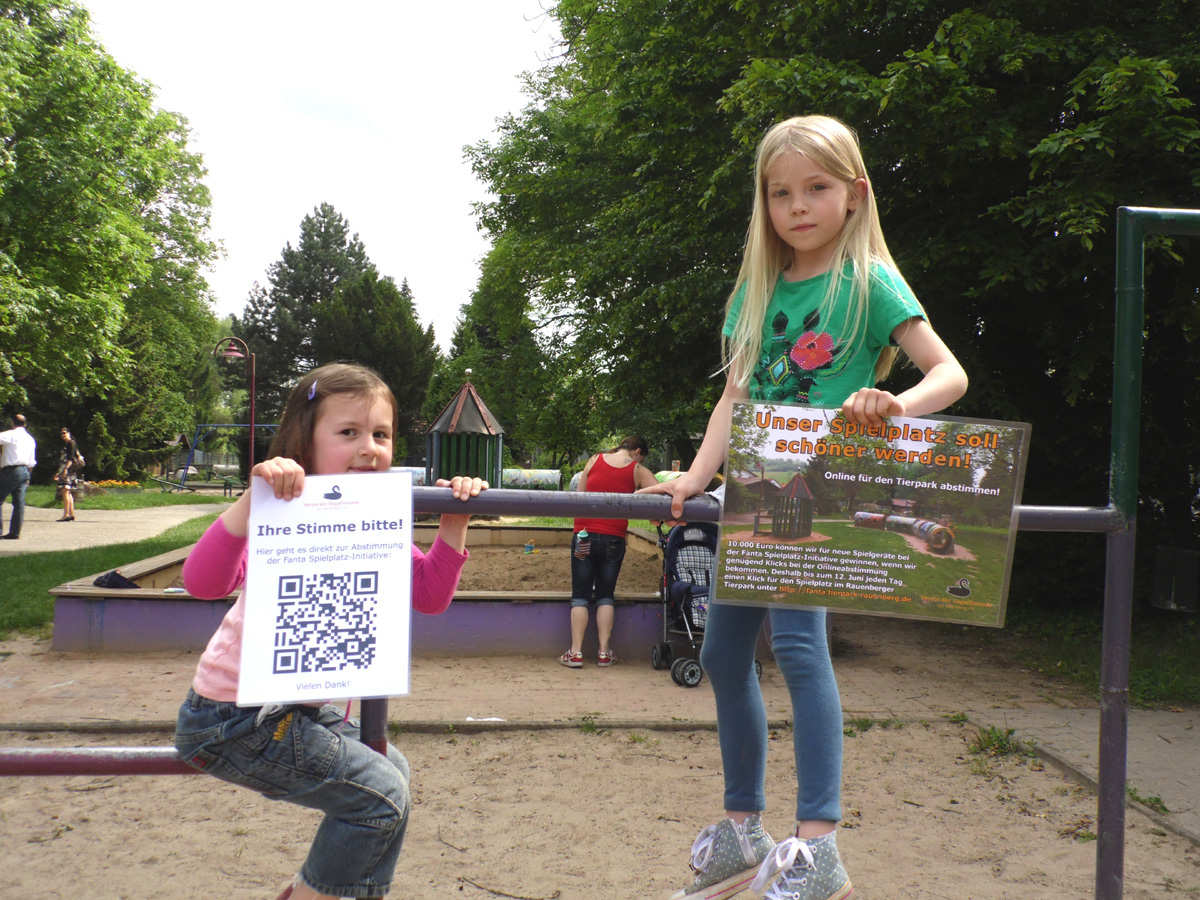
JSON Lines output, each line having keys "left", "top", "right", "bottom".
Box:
{"left": 559, "top": 435, "right": 659, "bottom": 668}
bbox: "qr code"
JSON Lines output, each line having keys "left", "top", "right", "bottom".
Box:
{"left": 271, "top": 571, "right": 379, "bottom": 674}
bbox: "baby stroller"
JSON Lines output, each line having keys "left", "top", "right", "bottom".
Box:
{"left": 652, "top": 522, "right": 763, "bottom": 687}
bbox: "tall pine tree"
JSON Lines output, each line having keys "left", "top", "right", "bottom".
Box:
{"left": 237, "top": 203, "right": 370, "bottom": 418}
{"left": 312, "top": 271, "right": 439, "bottom": 459}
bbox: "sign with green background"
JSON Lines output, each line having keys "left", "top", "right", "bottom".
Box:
{"left": 716, "top": 404, "right": 1030, "bottom": 627}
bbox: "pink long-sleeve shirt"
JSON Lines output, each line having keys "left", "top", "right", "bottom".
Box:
{"left": 184, "top": 516, "right": 468, "bottom": 703}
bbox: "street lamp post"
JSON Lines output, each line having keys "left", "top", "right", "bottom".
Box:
{"left": 213, "top": 337, "right": 256, "bottom": 470}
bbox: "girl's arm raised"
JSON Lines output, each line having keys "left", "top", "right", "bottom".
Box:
{"left": 433, "top": 475, "right": 488, "bottom": 553}
{"left": 218, "top": 457, "right": 306, "bottom": 538}
{"left": 638, "top": 375, "right": 750, "bottom": 521}
{"left": 841, "top": 318, "right": 968, "bottom": 426}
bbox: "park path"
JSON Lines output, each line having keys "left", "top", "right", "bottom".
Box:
{"left": 0, "top": 500, "right": 228, "bottom": 556}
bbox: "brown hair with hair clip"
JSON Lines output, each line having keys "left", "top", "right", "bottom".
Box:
{"left": 268, "top": 363, "right": 399, "bottom": 473}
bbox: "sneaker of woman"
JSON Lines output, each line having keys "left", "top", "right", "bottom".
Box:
{"left": 747, "top": 832, "right": 852, "bottom": 900}
{"left": 669, "top": 814, "right": 775, "bottom": 900}
{"left": 558, "top": 648, "right": 584, "bottom": 668}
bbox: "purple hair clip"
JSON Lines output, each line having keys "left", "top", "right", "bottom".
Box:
{"left": 308, "top": 380, "right": 318, "bottom": 400}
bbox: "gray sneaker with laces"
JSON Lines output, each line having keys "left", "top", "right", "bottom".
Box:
{"left": 668, "top": 814, "right": 776, "bottom": 900}
{"left": 747, "top": 833, "right": 852, "bottom": 900}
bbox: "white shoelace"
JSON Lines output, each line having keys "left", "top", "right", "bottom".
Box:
{"left": 688, "top": 824, "right": 721, "bottom": 873}
{"left": 750, "top": 837, "right": 816, "bottom": 899}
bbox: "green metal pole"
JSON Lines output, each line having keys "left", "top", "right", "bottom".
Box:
{"left": 1093, "top": 208, "right": 1145, "bottom": 900}
{"left": 1109, "top": 208, "right": 1145, "bottom": 521}
{"left": 1097, "top": 207, "right": 1200, "bottom": 900}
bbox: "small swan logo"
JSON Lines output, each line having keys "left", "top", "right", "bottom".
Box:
{"left": 945, "top": 578, "right": 972, "bottom": 598}
{"left": 323, "top": 485, "right": 342, "bottom": 500}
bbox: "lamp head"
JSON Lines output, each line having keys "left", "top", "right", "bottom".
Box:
{"left": 214, "top": 338, "right": 248, "bottom": 360}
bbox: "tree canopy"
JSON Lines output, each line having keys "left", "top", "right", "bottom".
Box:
{"left": 1, "top": 0, "right": 221, "bottom": 476}
{"left": 313, "top": 271, "right": 438, "bottom": 458}
{"left": 237, "top": 203, "right": 372, "bottom": 420}
{"left": 422, "top": 234, "right": 601, "bottom": 469}
{"left": 467, "top": 0, "right": 1200, "bottom": 604}
{"left": 237, "top": 204, "right": 440, "bottom": 458}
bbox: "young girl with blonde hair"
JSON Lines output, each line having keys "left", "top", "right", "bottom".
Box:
{"left": 644, "top": 115, "right": 968, "bottom": 900}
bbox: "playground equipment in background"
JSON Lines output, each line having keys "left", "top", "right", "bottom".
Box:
{"left": 853, "top": 511, "right": 956, "bottom": 554}
{"left": 756, "top": 472, "right": 814, "bottom": 539}
{"left": 502, "top": 469, "right": 561, "bottom": 489}
{"left": 654, "top": 470, "right": 723, "bottom": 488}
{"left": 569, "top": 469, "right": 724, "bottom": 492}
{"left": 173, "top": 423, "right": 278, "bottom": 490}
{"left": 425, "top": 374, "right": 505, "bottom": 487}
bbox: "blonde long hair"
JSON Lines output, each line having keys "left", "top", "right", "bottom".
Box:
{"left": 723, "top": 115, "right": 916, "bottom": 387}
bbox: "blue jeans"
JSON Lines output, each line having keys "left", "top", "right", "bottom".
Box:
{"left": 570, "top": 532, "right": 626, "bottom": 607}
{"left": 175, "top": 690, "right": 410, "bottom": 897}
{"left": 0, "top": 464, "right": 30, "bottom": 537}
{"left": 700, "top": 603, "right": 842, "bottom": 823}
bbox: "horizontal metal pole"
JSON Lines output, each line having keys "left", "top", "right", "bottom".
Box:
{"left": 416, "top": 487, "right": 1123, "bottom": 535}
{"left": 1122, "top": 206, "right": 1200, "bottom": 237}
{"left": 0, "top": 496, "right": 1122, "bottom": 779}
{"left": 413, "top": 487, "right": 722, "bottom": 521}
{"left": 0, "top": 747, "right": 196, "bottom": 776}
{"left": 1015, "top": 505, "right": 1125, "bottom": 533}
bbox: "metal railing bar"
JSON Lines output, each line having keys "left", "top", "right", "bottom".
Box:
{"left": 0, "top": 747, "right": 193, "bottom": 776}
{"left": 0, "top": 491, "right": 1130, "bottom": 779}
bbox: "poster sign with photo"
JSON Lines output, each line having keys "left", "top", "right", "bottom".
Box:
{"left": 237, "top": 472, "right": 414, "bottom": 706}
{"left": 715, "top": 403, "right": 1030, "bottom": 627}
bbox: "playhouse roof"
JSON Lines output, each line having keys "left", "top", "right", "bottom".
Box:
{"left": 777, "top": 472, "right": 815, "bottom": 500}
{"left": 734, "top": 473, "right": 782, "bottom": 494}
{"left": 427, "top": 380, "right": 505, "bottom": 436}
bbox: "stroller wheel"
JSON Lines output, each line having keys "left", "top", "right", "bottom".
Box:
{"left": 652, "top": 642, "right": 673, "bottom": 671}
{"left": 675, "top": 658, "right": 703, "bottom": 688}
{"left": 669, "top": 656, "right": 687, "bottom": 685}
{"left": 754, "top": 659, "right": 763, "bottom": 681}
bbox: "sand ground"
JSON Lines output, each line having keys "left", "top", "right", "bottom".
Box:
{"left": 1, "top": 506, "right": 1198, "bottom": 898}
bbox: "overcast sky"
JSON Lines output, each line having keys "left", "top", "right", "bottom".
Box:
{"left": 83, "top": 1, "right": 559, "bottom": 351}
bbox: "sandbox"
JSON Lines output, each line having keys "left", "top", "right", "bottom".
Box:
{"left": 50, "top": 525, "right": 666, "bottom": 657}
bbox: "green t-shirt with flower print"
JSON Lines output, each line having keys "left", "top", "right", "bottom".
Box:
{"left": 722, "top": 264, "right": 924, "bottom": 405}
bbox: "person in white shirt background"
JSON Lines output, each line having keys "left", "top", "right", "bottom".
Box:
{"left": 0, "top": 413, "right": 37, "bottom": 540}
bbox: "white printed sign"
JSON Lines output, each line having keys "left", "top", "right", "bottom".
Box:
{"left": 237, "top": 471, "right": 414, "bottom": 706}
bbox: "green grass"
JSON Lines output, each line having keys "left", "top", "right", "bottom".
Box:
{"left": 1126, "top": 784, "right": 1169, "bottom": 814}
{"left": 845, "top": 715, "right": 903, "bottom": 737}
{"left": 995, "top": 604, "right": 1200, "bottom": 708}
{"left": 845, "top": 715, "right": 877, "bottom": 734}
{"left": 25, "top": 483, "right": 229, "bottom": 511}
{"left": 0, "top": 512, "right": 219, "bottom": 639}
{"left": 968, "top": 724, "right": 1034, "bottom": 758}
